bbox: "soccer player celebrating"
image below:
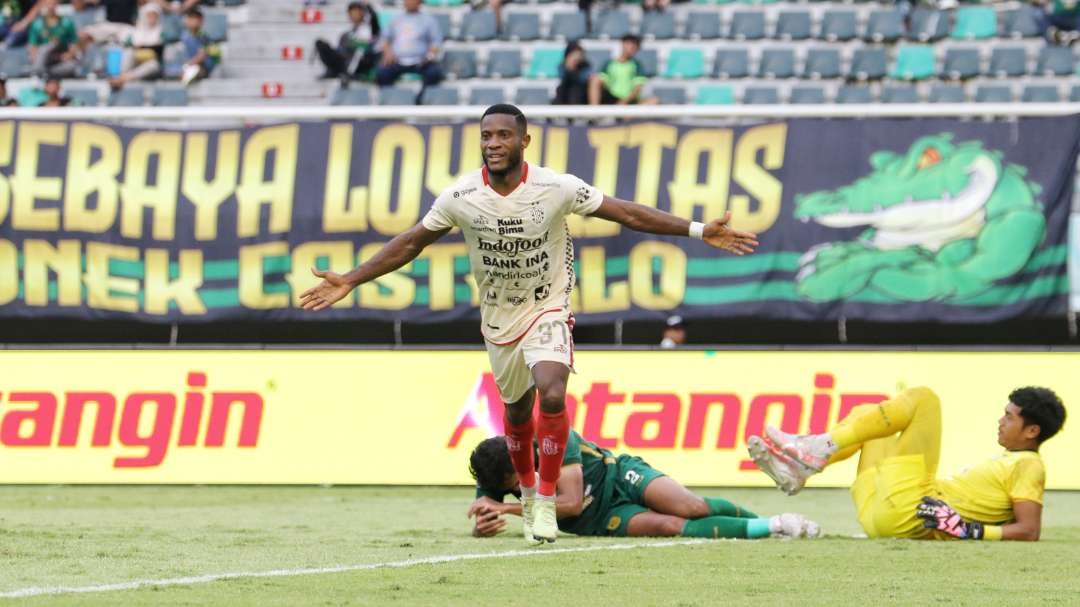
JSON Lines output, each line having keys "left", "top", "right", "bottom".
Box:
{"left": 747, "top": 386, "right": 1066, "bottom": 541}
{"left": 300, "top": 104, "right": 759, "bottom": 545}
{"left": 467, "top": 431, "right": 820, "bottom": 540}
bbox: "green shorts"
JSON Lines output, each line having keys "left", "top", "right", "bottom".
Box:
{"left": 598, "top": 454, "right": 666, "bottom": 537}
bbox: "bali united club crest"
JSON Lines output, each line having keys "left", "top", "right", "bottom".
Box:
{"left": 529, "top": 206, "right": 545, "bottom": 224}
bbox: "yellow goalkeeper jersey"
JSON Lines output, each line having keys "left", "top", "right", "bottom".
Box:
{"left": 936, "top": 450, "right": 1045, "bottom": 524}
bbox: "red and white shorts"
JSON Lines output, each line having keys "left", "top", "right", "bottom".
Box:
{"left": 484, "top": 309, "right": 575, "bottom": 403}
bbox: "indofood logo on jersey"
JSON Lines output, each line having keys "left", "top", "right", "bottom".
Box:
{"left": 476, "top": 232, "right": 549, "bottom": 257}
{"left": 446, "top": 372, "right": 888, "bottom": 470}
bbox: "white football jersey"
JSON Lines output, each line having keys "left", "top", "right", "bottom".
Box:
{"left": 422, "top": 163, "right": 604, "bottom": 345}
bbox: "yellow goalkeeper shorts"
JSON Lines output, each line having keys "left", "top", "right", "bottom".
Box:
{"left": 851, "top": 454, "right": 937, "bottom": 539}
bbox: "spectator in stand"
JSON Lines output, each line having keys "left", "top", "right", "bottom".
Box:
{"left": 642, "top": 0, "right": 669, "bottom": 12}
{"left": 0, "top": 77, "right": 16, "bottom": 105}
{"left": 315, "top": 1, "right": 379, "bottom": 80}
{"left": 375, "top": 0, "right": 442, "bottom": 88}
{"left": 41, "top": 76, "right": 70, "bottom": 105}
{"left": 108, "top": 0, "right": 163, "bottom": 88}
{"left": 0, "top": 0, "right": 42, "bottom": 48}
{"left": 179, "top": 7, "right": 219, "bottom": 85}
{"left": 659, "top": 315, "right": 687, "bottom": 349}
{"left": 587, "top": 35, "right": 657, "bottom": 106}
{"left": 1036, "top": 0, "right": 1080, "bottom": 45}
{"left": 553, "top": 40, "right": 590, "bottom": 105}
{"left": 28, "top": 0, "right": 79, "bottom": 78}
{"left": 74, "top": 0, "right": 138, "bottom": 50}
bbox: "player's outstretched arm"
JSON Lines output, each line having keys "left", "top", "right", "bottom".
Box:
{"left": 589, "top": 197, "right": 759, "bottom": 256}
{"left": 1001, "top": 500, "right": 1042, "bottom": 541}
{"left": 300, "top": 223, "right": 450, "bottom": 311}
{"left": 917, "top": 496, "right": 1042, "bottom": 541}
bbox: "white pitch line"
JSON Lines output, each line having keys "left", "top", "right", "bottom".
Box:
{"left": 0, "top": 539, "right": 708, "bottom": 600}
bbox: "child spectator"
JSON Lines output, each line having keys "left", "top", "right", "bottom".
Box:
{"left": 588, "top": 35, "right": 657, "bottom": 105}
{"left": 553, "top": 41, "right": 590, "bottom": 105}
{"left": 28, "top": 0, "right": 79, "bottom": 78}
{"left": 179, "top": 7, "right": 219, "bottom": 84}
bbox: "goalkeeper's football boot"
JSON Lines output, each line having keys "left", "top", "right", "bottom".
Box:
{"left": 769, "top": 513, "right": 822, "bottom": 539}
{"left": 520, "top": 496, "right": 542, "bottom": 546}
{"left": 531, "top": 496, "right": 558, "bottom": 543}
{"left": 765, "top": 425, "right": 833, "bottom": 473}
{"left": 747, "top": 435, "right": 810, "bottom": 495}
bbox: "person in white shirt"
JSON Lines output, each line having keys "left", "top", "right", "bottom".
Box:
{"left": 300, "top": 104, "right": 759, "bottom": 546}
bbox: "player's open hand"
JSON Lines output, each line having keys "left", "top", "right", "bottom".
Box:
{"left": 703, "top": 211, "right": 759, "bottom": 256}
{"left": 299, "top": 268, "right": 355, "bottom": 311}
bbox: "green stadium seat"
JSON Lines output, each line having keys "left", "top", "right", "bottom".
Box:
{"left": 696, "top": 84, "right": 734, "bottom": 105}
{"left": 950, "top": 7, "right": 996, "bottom": 40}
{"left": 664, "top": 48, "right": 705, "bottom": 78}
{"left": 890, "top": 46, "right": 936, "bottom": 80}
{"left": 527, "top": 48, "right": 563, "bottom": 78}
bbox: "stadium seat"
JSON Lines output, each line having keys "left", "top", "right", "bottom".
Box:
{"left": 951, "top": 6, "right": 996, "bottom": 40}
{"left": 696, "top": 84, "right": 734, "bottom": 105}
{"left": 432, "top": 13, "right": 453, "bottom": 40}
{"left": 820, "top": 10, "right": 857, "bottom": 42}
{"left": 1022, "top": 85, "right": 1061, "bottom": 103}
{"left": 586, "top": 49, "right": 612, "bottom": 71}
{"left": 204, "top": 12, "right": 228, "bottom": 42}
{"left": 641, "top": 11, "right": 676, "bottom": 40}
{"left": 907, "top": 8, "right": 948, "bottom": 42}
{"left": 890, "top": 46, "right": 936, "bottom": 80}
{"left": 989, "top": 48, "right": 1027, "bottom": 78}
{"left": 72, "top": 8, "right": 101, "bottom": 30}
{"left": 940, "top": 48, "right": 981, "bottom": 80}
{"left": 865, "top": 10, "right": 903, "bottom": 43}
{"left": 684, "top": 11, "right": 721, "bottom": 40}
{"left": 461, "top": 11, "right": 497, "bottom": 41}
{"left": 742, "top": 86, "right": 779, "bottom": 105}
{"left": 928, "top": 84, "right": 966, "bottom": 103}
{"left": 664, "top": 48, "right": 705, "bottom": 78}
{"left": 775, "top": 11, "right": 811, "bottom": 40}
{"left": 161, "top": 13, "right": 183, "bottom": 43}
{"left": 758, "top": 48, "right": 796, "bottom": 79}
{"left": 379, "top": 86, "right": 417, "bottom": 105}
{"left": 425, "top": 0, "right": 465, "bottom": 5}
{"left": 469, "top": 87, "right": 505, "bottom": 106}
{"left": 421, "top": 86, "right": 460, "bottom": 105}
{"left": 1004, "top": 6, "right": 1042, "bottom": 38}
{"left": 486, "top": 50, "right": 522, "bottom": 78}
{"left": 65, "top": 88, "right": 100, "bottom": 107}
{"left": 803, "top": 48, "right": 841, "bottom": 79}
{"left": 593, "top": 10, "right": 631, "bottom": 39}
{"left": 503, "top": 13, "right": 540, "bottom": 41}
{"left": 1072, "top": 85, "right": 1080, "bottom": 102}
{"left": 652, "top": 86, "right": 687, "bottom": 104}
{"left": 331, "top": 87, "right": 372, "bottom": 106}
{"left": 713, "top": 49, "right": 749, "bottom": 78}
{"left": 152, "top": 88, "right": 189, "bottom": 107}
{"left": 729, "top": 12, "right": 765, "bottom": 40}
{"left": 881, "top": 85, "right": 920, "bottom": 104}
{"left": 849, "top": 47, "right": 887, "bottom": 80}
{"left": 527, "top": 48, "right": 563, "bottom": 78}
{"left": 514, "top": 86, "right": 552, "bottom": 105}
{"left": 108, "top": 86, "right": 146, "bottom": 107}
{"left": 549, "top": 12, "right": 587, "bottom": 41}
{"left": 974, "top": 85, "right": 1013, "bottom": 103}
{"left": 0, "top": 47, "right": 30, "bottom": 77}
{"left": 636, "top": 49, "right": 658, "bottom": 77}
{"left": 836, "top": 85, "right": 874, "bottom": 104}
{"left": 1036, "top": 46, "right": 1075, "bottom": 76}
{"left": 442, "top": 50, "right": 478, "bottom": 80}
{"left": 789, "top": 86, "right": 826, "bottom": 104}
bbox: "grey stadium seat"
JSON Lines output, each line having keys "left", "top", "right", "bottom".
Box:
{"left": 379, "top": 86, "right": 417, "bottom": 105}
{"left": 789, "top": 86, "right": 826, "bottom": 104}
{"left": 442, "top": 50, "right": 478, "bottom": 79}
{"left": 803, "top": 48, "right": 841, "bottom": 79}
{"left": 908, "top": 8, "right": 948, "bottom": 42}
{"left": 865, "top": 10, "right": 903, "bottom": 43}
{"left": 593, "top": 9, "right": 631, "bottom": 39}
{"left": 989, "top": 48, "right": 1027, "bottom": 78}
{"left": 730, "top": 12, "right": 766, "bottom": 41}
{"left": 586, "top": 49, "right": 612, "bottom": 71}
{"left": 549, "top": 11, "right": 587, "bottom": 41}
{"left": 65, "top": 88, "right": 100, "bottom": 107}
{"left": 928, "top": 84, "right": 966, "bottom": 103}
{"left": 72, "top": 8, "right": 101, "bottom": 30}
{"left": 685, "top": 11, "right": 721, "bottom": 40}
{"left": 1072, "top": 86, "right": 1080, "bottom": 102}
{"left": 836, "top": 85, "right": 874, "bottom": 104}
{"left": 713, "top": 49, "right": 750, "bottom": 78}
{"left": 503, "top": 13, "right": 540, "bottom": 41}
{"left": 152, "top": 88, "right": 189, "bottom": 106}
{"left": 820, "top": 10, "right": 856, "bottom": 42}
{"left": 1005, "top": 6, "right": 1042, "bottom": 38}
{"left": 1035, "top": 46, "right": 1075, "bottom": 76}
{"left": 433, "top": 13, "right": 453, "bottom": 40}
{"left": 652, "top": 86, "right": 686, "bottom": 105}
{"left": 758, "top": 48, "right": 796, "bottom": 79}
{"left": 331, "top": 87, "right": 372, "bottom": 106}
{"left": 203, "top": 12, "right": 228, "bottom": 42}
{"left": 0, "top": 47, "right": 30, "bottom": 77}
{"left": 775, "top": 11, "right": 811, "bottom": 41}
{"left": 975, "top": 85, "right": 1013, "bottom": 103}
{"left": 941, "top": 48, "right": 981, "bottom": 80}
{"left": 1022, "top": 85, "right": 1061, "bottom": 103}
{"left": 641, "top": 11, "right": 676, "bottom": 40}
{"left": 881, "top": 85, "right": 919, "bottom": 104}
{"left": 469, "top": 87, "right": 505, "bottom": 106}
{"left": 108, "top": 86, "right": 146, "bottom": 107}
{"left": 514, "top": 86, "right": 553, "bottom": 105}
{"left": 421, "top": 86, "right": 460, "bottom": 105}
{"left": 163, "top": 13, "right": 183, "bottom": 43}
{"left": 461, "top": 11, "right": 497, "bottom": 41}
{"left": 486, "top": 50, "right": 522, "bottom": 78}
{"left": 742, "top": 86, "right": 780, "bottom": 105}
{"left": 849, "top": 48, "right": 887, "bottom": 80}
{"left": 636, "top": 49, "right": 658, "bottom": 78}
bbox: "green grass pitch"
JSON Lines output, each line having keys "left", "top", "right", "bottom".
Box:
{"left": 2, "top": 486, "right": 1079, "bottom": 605}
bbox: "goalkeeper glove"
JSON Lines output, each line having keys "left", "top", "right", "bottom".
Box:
{"left": 916, "top": 496, "right": 985, "bottom": 539}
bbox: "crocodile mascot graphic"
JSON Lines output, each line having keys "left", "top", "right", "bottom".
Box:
{"left": 794, "top": 134, "right": 1046, "bottom": 303}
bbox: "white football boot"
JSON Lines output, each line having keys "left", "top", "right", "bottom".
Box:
{"left": 747, "top": 435, "right": 811, "bottom": 496}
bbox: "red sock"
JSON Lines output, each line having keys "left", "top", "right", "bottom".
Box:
{"left": 503, "top": 413, "right": 536, "bottom": 490}
{"left": 537, "top": 409, "right": 569, "bottom": 497}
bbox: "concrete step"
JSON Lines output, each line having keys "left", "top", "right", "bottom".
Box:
{"left": 229, "top": 25, "right": 345, "bottom": 46}
{"left": 219, "top": 61, "right": 325, "bottom": 79}
{"left": 189, "top": 78, "right": 336, "bottom": 99}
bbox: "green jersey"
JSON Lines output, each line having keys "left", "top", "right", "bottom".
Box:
{"left": 1053, "top": 0, "right": 1079, "bottom": 15}
{"left": 28, "top": 15, "right": 77, "bottom": 47}
{"left": 597, "top": 58, "right": 647, "bottom": 100}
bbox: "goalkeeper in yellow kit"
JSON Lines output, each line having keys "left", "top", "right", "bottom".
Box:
{"left": 747, "top": 386, "right": 1066, "bottom": 541}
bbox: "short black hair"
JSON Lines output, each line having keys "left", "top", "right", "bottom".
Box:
{"left": 347, "top": 1, "right": 365, "bottom": 11}
{"left": 621, "top": 34, "right": 641, "bottom": 46}
{"left": 469, "top": 437, "right": 515, "bottom": 494}
{"left": 1010, "top": 386, "right": 1066, "bottom": 444}
{"left": 481, "top": 103, "right": 527, "bottom": 135}
{"left": 185, "top": 7, "right": 203, "bottom": 19}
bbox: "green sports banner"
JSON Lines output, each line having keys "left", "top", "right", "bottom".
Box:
{"left": 0, "top": 117, "right": 1075, "bottom": 323}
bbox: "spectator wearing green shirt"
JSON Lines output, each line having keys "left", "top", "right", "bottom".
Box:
{"left": 1036, "top": 0, "right": 1080, "bottom": 44}
{"left": 587, "top": 35, "right": 657, "bottom": 106}
{"left": 28, "top": 0, "right": 79, "bottom": 78}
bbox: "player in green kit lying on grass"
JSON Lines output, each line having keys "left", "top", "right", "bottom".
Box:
{"left": 467, "top": 430, "right": 821, "bottom": 540}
